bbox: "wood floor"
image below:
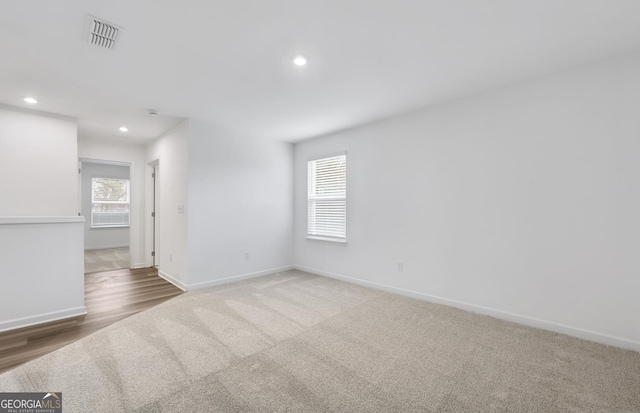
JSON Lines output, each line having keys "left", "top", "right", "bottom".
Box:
{"left": 0, "top": 267, "right": 183, "bottom": 374}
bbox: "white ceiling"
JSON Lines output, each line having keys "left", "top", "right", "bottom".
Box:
{"left": 1, "top": 1, "right": 640, "bottom": 143}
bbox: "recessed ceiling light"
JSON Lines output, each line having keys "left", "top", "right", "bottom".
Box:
{"left": 24, "top": 97, "right": 38, "bottom": 104}
{"left": 293, "top": 55, "right": 308, "bottom": 66}
{"left": 119, "top": 126, "right": 128, "bottom": 132}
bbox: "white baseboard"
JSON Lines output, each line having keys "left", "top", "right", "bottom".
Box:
{"left": 0, "top": 306, "right": 87, "bottom": 333}
{"left": 294, "top": 265, "right": 640, "bottom": 353}
{"left": 158, "top": 270, "right": 188, "bottom": 291}
{"left": 84, "top": 244, "right": 129, "bottom": 251}
{"left": 168, "top": 266, "right": 295, "bottom": 292}
{"left": 131, "top": 262, "right": 147, "bottom": 269}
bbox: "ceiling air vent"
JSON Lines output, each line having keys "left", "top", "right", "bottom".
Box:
{"left": 85, "top": 15, "right": 121, "bottom": 50}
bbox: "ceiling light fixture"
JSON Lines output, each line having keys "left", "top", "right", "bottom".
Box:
{"left": 24, "top": 97, "right": 38, "bottom": 104}
{"left": 293, "top": 55, "right": 308, "bottom": 66}
{"left": 119, "top": 126, "right": 129, "bottom": 132}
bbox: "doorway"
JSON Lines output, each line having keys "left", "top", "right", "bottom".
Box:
{"left": 152, "top": 164, "right": 158, "bottom": 267}
{"left": 79, "top": 159, "right": 132, "bottom": 273}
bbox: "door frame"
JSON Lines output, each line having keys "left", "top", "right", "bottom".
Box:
{"left": 145, "top": 160, "right": 160, "bottom": 268}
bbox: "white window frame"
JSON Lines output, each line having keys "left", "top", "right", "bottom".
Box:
{"left": 307, "top": 152, "right": 347, "bottom": 243}
{"left": 91, "top": 177, "right": 131, "bottom": 228}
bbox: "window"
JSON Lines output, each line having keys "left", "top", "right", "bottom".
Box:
{"left": 91, "top": 178, "right": 130, "bottom": 227}
{"left": 308, "top": 153, "right": 346, "bottom": 241}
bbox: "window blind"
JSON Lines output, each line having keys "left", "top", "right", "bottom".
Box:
{"left": 308, "top": 154, "right": 346, "bottom": 240}
{"left": 91, "top": 178, "right": 130, "bottom": 227}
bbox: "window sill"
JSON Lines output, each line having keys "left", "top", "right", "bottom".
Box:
{"left": 306, "top": 236, "right": 347, "bottom": 244}
{"left": 91, "top": 225, "right": 130, "bottom": 229}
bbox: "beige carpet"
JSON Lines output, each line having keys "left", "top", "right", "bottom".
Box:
{"left": 1, "top": 270, "right": 638, "bottom": 412}
{"left": 84, "top": 247, "right": 130, "bottom": 273}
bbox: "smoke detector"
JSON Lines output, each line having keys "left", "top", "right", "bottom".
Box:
{"left": 84, "top": 15, "right": 122, "bottom": 50}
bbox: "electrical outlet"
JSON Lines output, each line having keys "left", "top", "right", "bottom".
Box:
{"left": 397, "top": 261, "right": 404, "bottom": 272}
{"left": 244, "top": 252, "right": 250, "bottom": 261}
{"left": 169, "top": 254, "right": 173, "bottom": 262}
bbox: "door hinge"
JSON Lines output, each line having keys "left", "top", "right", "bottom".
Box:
{"left": 151, "top": 251, "right": 155, "bottom": 257}
{"left": 79, "top": 168, "right": 82, "bottom": 174}
{"left": 151, "top": 212, "right": 155, "bottom": 218}
{"left": 152, "top": 172, "right": 155, "bottom": 178}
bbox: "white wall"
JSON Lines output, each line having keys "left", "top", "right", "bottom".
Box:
{"left": 147, "top": 120, "right": 190, "bottom": 287}
{"left": 294, "top": 51, "right": 640, "bottom": 351}
{"left": 0, "top": 105, "right": 85, "bottom": 331}
{"left": 0, "top": 218, "right": 86, "bottom": 331}
{"left": 186, "top": 119, "right": 294, "bottom": 289}
{"left": 78, "top": 138, "right": 148, "bottom": 268}
{"left": 0, "top": 105, "right": 78, "bottom": 216}
{"left": 81, "top": 161, "right": 130, "bottom": 250}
